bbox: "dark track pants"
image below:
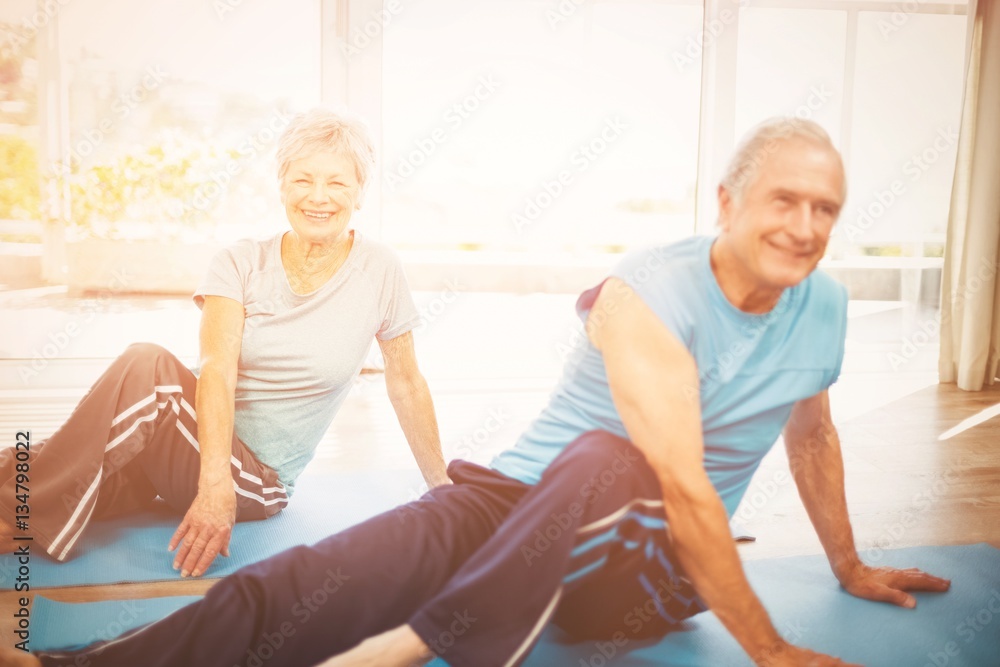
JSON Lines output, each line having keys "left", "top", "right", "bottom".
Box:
{"left": 0, "top": 342, "right": 288, "bottom": 562}
{"left": 35, "top": 431, "right": 705, "bottom": 667}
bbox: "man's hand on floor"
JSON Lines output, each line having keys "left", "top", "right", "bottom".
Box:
{"left": 168, "top": 483, "right": 237, "bottom": 577}
{"left": 755, "top": 641, "right": 862, "bottom": 667}
{"left": 838, "top": 563, "right": 951, "bottom": 608}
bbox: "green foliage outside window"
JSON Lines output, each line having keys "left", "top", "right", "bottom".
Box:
{"left": 67, "top": 134, "right": 239, "bottom": 240}
{"left": 0, "top": 134, "right": 39, "bottom": 222}
{"left": 0, "top": 132, "right": 252, "bottom": 242}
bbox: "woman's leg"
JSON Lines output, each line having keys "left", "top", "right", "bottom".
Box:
{"left": 407, "top": 430, "right": 706, "bottom": 667}
{"left": 93, "top": 364, "right": 289, "bottom": 526}
{"left": 32, "top": 461, "right": 529, "bottom": 667}
{"left": 0, "top": 342, "right": 287, "bottom": 562}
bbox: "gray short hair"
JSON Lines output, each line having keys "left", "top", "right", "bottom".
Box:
{"left": 720, "top": 117, "right": 846, "bottom": 203}
{"left": 275, "top": 108, "right": 376, "bottom": 199}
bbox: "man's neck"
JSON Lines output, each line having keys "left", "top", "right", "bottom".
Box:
{"left": 709, "top": 237, "right": 785, "bottom": 314}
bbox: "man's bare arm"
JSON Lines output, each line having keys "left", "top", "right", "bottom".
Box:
{"left": 588, "top": 277, "right": 788, "bottom": 663}
{"left": 783, "top": 391, "right": 860, "bottom": 580}
{"left": 784, "top": 392, "right": 950, "bottom": 606}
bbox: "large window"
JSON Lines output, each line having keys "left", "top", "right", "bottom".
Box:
{"left": 0, "top": 0, "right": 41, "bottom": 234}
{"left": 0, "top": 0, "right": 972, "bottom": 390}
{"left": 370, "top": 0, "right": 969, "bottom": 300}
{"left": 842, "top": 9, "right": 967, "bottom": 258}
{"left": 380, "top": 0, "right": 705, "bottom": 254}
{"left": 721, "top": 2, "right": 968, "bottom": 281}
{"left": 56, "top": 0, "right": 321, "bottom": 244}
{"left": 1, "top": 0, "right": 972, "bottom": 295}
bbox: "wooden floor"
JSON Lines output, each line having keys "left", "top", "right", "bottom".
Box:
{"left": 1, "top": 378, "right": 999, "bottom": 640}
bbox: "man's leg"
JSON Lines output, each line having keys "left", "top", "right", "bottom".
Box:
{"left": 550, "top": 507, "right": 705, "bottom": 640}
{"left": 407, "top": 430, "right": 705, "bottom": 667}
{"left": 33, "top": 461, "right": 529, "bottom": 667}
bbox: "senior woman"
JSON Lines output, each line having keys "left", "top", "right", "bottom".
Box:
{"left": 0, "top": 108, "right": 450, "bottom": 577}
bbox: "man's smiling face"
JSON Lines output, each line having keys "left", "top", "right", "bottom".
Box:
{"left": 717, "top": 137, "right": 846, "bottom": 290}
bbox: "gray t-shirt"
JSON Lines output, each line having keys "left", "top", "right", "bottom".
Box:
{"left": 193, "top": 229, "right": 421, "bottom": 493}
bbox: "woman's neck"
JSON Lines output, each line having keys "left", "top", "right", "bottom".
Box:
{"left": 281, "top": 229, "right": 355, "bottom": 294}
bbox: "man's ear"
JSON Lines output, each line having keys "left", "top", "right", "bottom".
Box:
{"left": 717, "top": 185, "right": 734, "bottom": 232}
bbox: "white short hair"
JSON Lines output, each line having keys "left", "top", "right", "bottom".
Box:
{"left": 720, "top": 117, "right": 846, "bottom": 203}
{"left": 275, "top": 108, "right": 376, "bottom": 199}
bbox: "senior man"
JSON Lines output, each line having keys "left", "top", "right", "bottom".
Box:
{"left": 9, "top": 118, "right": 950, "bottom": 667}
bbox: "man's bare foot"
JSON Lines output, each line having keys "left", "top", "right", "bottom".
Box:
{"left": 0, "top": 647, "right": 42, "bottom": 667}
{"left": 318, "top": 625, "right": 434, "bottom": 667}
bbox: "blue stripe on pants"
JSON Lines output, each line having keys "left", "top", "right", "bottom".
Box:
{"left": 409, "top": 431, "right": 707, "bottom": 666}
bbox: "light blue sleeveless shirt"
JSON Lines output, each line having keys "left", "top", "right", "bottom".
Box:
{"left": 490, "top": 235, "right": 848, "bottom": 517}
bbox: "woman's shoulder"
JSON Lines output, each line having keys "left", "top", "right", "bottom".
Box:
{"left": 219, "top": 232, "right": 284, "bottom": 259}
{"left": 350, "top": 230, "right": 405, "bottom": 271}
{"left": 214, "top": 232, "right": 282, "bottom": 269}
{"left": 234, "top": 231, "right": 281, "bottom": 254}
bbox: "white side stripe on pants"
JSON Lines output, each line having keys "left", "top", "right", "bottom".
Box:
{"left": 172, "top": 417, "right": 287, "bottom": 501}
{"left": 171, "top": 390, "right": 286, "bottom": 495}
{"left": 503, "top": 587, "right": 563, "bottom": 667}
{"left": 46, "top": 464, "right": 104, "bottom": 561}
{"left": 48, "top": 386, "right": 287, "bottom": 561}
{"left": 109, "top": 385, "right": 183, "bottom": 427}
{"left": 577, "top": 498, "right": 664, "bottom": 535}
{"left": 49, "top": 386, "right": 185, "bottom": 560}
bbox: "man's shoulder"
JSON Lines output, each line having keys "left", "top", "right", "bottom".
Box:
{"left": 612, "top": 236, "right": 708, "bottom": 286}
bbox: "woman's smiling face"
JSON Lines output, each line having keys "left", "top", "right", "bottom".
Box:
{"left": 280, "top": 151, "right": 361, "bottom": 244}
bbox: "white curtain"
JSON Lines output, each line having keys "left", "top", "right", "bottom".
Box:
{"left": 938, "top": 0, "right": 1000, "bottom": 391}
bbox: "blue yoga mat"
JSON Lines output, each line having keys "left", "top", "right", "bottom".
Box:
{"left": 32, "top": 596, "right": 202, "bottom": 652}
{"left": 0, "top": 469, "right": 752, "bottom": 589}
{"left": 31, "top": 543, "right": 1000, "bottom": 666}
{"left": 0, "top": 468, "right": 426, "bottom": 588}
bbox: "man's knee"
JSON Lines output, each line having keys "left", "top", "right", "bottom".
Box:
{"left": 552, "top": 431, "right": 652, "bottom": 486}
{"left": 566, "top": 431, "right": 637, "bottom": 466}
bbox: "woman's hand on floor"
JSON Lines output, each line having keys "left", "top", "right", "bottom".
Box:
{"left": 168, "top": 483, "right": 237, "bottom": 577}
